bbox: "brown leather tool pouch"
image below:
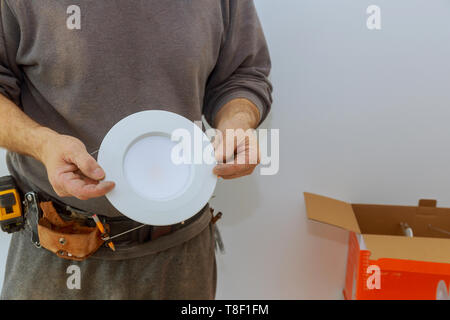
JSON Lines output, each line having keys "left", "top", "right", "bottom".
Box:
{"left": 37, "top": 201, "right": 107, "bottom": 261}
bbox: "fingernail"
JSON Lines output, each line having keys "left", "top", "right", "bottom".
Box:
{"left": 93, "top": 168, "right": 104, "bottom": 179}
{"left": 101, "top": 181, "right": 115, "bottom": 190}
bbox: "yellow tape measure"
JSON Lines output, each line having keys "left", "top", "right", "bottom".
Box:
{"left": 0, "top": 176, "right": 24, "bottom": 233}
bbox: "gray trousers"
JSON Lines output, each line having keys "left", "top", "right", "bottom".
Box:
{"left": 0, "top": 222, "right": 217, "bottom": 300}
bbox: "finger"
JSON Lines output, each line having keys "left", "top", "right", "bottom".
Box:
{"left": 60, "top": 172, "right": 115, "bottom": 200}
{"left": 213, "top": 163, "right": 256, "bottom": 177}
{"left": 219, "top": 166, "right": 256, "bottom": 180}
{"left": 236, "top": 138, "right": 260, "bottom": 165}
{"left": 72, "top": 181, "right": 115, "bottom": 200}
{"left": 214, "top": 133, "right": 236, "bottom": 164}
{"left": 73, "top": 169, "right": 101, "bottom": 185}
{"left": 72, "top": 152, "right": 105, "bottom": 181}
{"left": 220, "top": 170, "right": 255, "bottom": 180}
{"left": 75, "top": 181, "right": 116, "bottom": 200}
{"left": 53, "top": 167, "right": 99, "bottom": 195}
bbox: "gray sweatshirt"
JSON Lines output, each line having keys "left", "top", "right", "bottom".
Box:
{"left": 0, "top": 0, "right": 272, "bottom": 257}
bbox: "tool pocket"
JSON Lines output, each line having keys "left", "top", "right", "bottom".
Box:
{"left": 37, "top": 202, "right": 107, "bottom": 261}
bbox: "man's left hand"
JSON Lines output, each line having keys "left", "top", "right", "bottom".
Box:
{"left": 212, "top": 98, "right": 261, "bottom": 180}
{"left": 213, "top": 128, "right": 260, "bottom": 179}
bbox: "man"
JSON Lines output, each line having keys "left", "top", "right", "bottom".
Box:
{"left": 0, "top": 0, "right": 272, "bottom": 299}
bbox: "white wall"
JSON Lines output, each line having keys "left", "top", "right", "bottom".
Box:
{"left": 2, "top": 0, "right": 450, "bottom": 299}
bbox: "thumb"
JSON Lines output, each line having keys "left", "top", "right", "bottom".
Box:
{"left": 72, "top": 151, "right": 105, "bottom": 181}
{"left": 214, "top": 131, "right": 236, "bottom": 164}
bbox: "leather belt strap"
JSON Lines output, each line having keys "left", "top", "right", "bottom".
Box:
{"left": 47, "top": 196, "right": 176, "bottom": 242}
{"left": 151, "top": 226, "right": 173, "bottom": 241}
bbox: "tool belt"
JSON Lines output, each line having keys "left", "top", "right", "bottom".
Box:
{"left": 22, "top": 190, "right": 206, "bottom": 261}
{"left": 37, "top": 201, "right": 105, "bottom": 260}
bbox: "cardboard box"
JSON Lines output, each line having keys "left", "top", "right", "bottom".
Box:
{"left": 304, "top": 192, "right": 450, "bottom": 300}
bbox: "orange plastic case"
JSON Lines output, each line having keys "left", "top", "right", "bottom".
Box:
{"left": 343, "top": 231, "right": 450, "bottom": 300}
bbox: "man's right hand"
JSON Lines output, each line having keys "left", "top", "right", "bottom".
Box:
{"left": 37, "top": 129, "right": 115, "bottom": 200}
{"left": 0, "top": 94, "right": 113, "bottom": 200}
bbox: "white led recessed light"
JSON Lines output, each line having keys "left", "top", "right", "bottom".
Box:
{"left": 98, "top": 110, "right": 217, "bottom": 226}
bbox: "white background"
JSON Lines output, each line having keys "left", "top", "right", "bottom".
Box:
{"left": 2, "top": 0, "right": 450, "bottom": 299}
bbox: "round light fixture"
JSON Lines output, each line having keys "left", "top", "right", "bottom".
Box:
{"left": 98, "top": 110, "right": 217, "bottom": 226}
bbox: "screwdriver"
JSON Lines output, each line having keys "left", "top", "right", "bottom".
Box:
{"left": 92, "top": 214, "right": 115, "bottom": 251}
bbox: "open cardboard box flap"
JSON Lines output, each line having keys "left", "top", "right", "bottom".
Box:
{"left": 304, "top": 192, "right": 361, "bottom": 233}
{"left": 304, "top": 192, "right": 450, "bottom": 264}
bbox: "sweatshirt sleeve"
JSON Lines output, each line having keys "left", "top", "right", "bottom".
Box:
{"left": 203, "top": 0, "right": 273, "bottom": 127}
{"left": 0, "top": 0, "right": 22, "bottom": 106}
